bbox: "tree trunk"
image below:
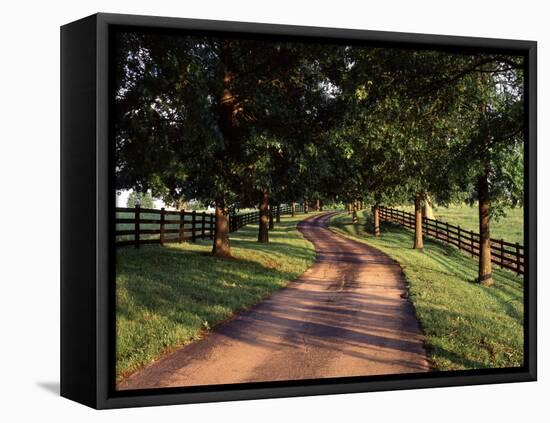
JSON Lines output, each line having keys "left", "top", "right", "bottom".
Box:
{"left": 373, "top": 203, "right": 381, "bottom": 236}
{"left": 422, "top": 194, "right": 435, "bottom": 220}
{"left": 413, "top": 192, "right": 424, "bottom": 249}
{"left": 258, "top": 191, "right": 269, "bottom": 243}
{"left": 352, "top": 202, "right": 358, "bottom": 223}
{"left": 212, "top": 199, "right": 231, "bottom": 258}
{"left": 291, "top": 201, "right": 296, "bottom": 217}
{"left": 347, "top": 203, "right": 351, "bottom": 215}
{"left": 315, "top": 198, "right": 320, "bottom": 212}
{"left": 478, "top": 173, "right": 494, "bottom": 286}
{"left": 276, "top": 204, "right": 281, "bottom": 223}
{"left": 212, "top": 42, "right": 237, "bottom": 259}
{"left": 268, "top": 203, "right": 274, "bottom": 230}
{"left": 304, "top": 198, "right": 309, "bottom": 214}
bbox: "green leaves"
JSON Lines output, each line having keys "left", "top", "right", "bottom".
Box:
{"left": 113, "top": 30, "right": 524, "bottom": 212}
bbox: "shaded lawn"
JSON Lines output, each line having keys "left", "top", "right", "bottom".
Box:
{"left": 116, "top": 213, "right": 319, "bottom": 380}
{"left": 397, "top": 203, "right": 524, "bottom": 244}
{"left": 329, "top": 210, "right": 524, "bottom": 372}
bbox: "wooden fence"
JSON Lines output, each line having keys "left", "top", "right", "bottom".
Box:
{"left": 228, "top": 203, "right": 305, "bottom": 232}
{"left": 116, "top": 202, "right": 306, "bottom": 248}
{"left": 378, "top": 206, "right": 524, "bottom": 275}
{"left": 115, "top": 206, "right": 215, "bottom": 248}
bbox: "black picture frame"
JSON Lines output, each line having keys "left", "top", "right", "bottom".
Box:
{"left": 60, "top": 12, "right": 537, "bottom": 409}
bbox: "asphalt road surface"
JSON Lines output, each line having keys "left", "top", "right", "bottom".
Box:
{"left": 118, "top": 212, "right": 429, "bottom": 390}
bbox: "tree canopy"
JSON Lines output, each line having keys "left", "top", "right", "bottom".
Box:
{"left": 113, "top": 29, "right": 525, "bottom": 280}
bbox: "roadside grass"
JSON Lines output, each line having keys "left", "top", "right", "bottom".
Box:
{"left": 116, "top": 213, "right": 319, "bottom": 381}
{"left": 329, "top": 210, "right": 524, "bottom": 372}
{"left": 396, "top": 203, "right": 524, "bottom": 244}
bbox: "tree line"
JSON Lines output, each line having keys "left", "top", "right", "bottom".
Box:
{"left": 113, "top": 30, "right": 524, "bottom": 286}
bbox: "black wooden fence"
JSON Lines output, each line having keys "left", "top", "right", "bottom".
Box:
{"left": 228, "top": 203, "right": 306, "bottom": 232}
{"left": 378, "top": 206, "right": 524, "bottom": 275}
{"left": 116, "top": 202, "right": 306, "bottom": 248}
{"left": 115, "top": 206, "right": 215, "bottom": 248}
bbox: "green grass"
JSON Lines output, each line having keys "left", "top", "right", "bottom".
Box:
{"left": 329, "top": 210, "right": 524, "bottom": 372}
{"left": 116, "top": 213, "right": 319, "bottom": 380}
{"left": 397, "top": 203, "right": 524, "bottom": 244}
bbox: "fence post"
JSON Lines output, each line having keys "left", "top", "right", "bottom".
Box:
{"left": 516, "top": 242, "right": 521, "bottom": 275}
{"left": 134, "top": 204, "right": 140, "bottom": 248}
{"left": 191, "top": 210, "right": 197, "bottom": 242}
{"left": 500, "top": 238, "right": 504, "bottom": 267}
{"left": 424, "top": 217, "right": 428, "bottom": 236}
{"left": 179, "top": 209, "right": 185, "bottom": 243}
{"left": 201, "top": 212, "right": 206, "bottom": 239}
{"left": 470, "top": 230, "right": 475, "bottom": 257}
{"left": 446, "top": 222, "right": 449, "bottom": 242}
{"left": 269, "top": 205, "right": 275, "bottom": 230}
{"left": 210, "top": 214, "right": 215, "bottom": 239}
{"left": 424, "top": 216, "right": 428, "bottom": 236}
{"left": 159, "top": 207, "right": 166, "bottom": 246}
{"left": 457, "top": 225, "right": 461, "bottom": 250}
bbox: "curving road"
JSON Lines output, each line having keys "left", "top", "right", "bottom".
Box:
{"left": 118, "top": 212, "right": 429, "bottom": 390}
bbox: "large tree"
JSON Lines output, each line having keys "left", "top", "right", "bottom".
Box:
{"left": 333, "top": 47, "right": 524, "bottom": 280}
{"left": 113, "top": 32, "right": 346, "bottom": 254}
{"left": 440, "top": 58, "right": 524, "bottom": 285}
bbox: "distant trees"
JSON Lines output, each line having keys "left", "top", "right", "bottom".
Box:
{"left": 126, "top": 191, "right": 154, "bottom": 209}
{"left": 113, "top": 30, "right": 524, "bottom": 284}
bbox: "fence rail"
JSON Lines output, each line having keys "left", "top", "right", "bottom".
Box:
{"left": 116, "top": 202, "right": 306, "bottom": 248}
{"left": 378, "top": 206, "right": 524, "bottom": 275}
{"left": 228, "top": 202, "right": 306, "bottom": 232}
{"left": 115, "top": 206, "right": 215, "bottom": 248}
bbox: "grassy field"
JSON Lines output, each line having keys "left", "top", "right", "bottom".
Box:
{"left": 396, "top": 203, "right": 524, "bottom": 244}
{"left": 116, "top": 213, "right": 319, "bottom": 381}
{"left": 330, "top": 210, "right": 524, "bottom": 372}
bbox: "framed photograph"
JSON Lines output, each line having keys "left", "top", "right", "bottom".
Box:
{"left": 61, "top": 13, "right": 536, "bottom": 409}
